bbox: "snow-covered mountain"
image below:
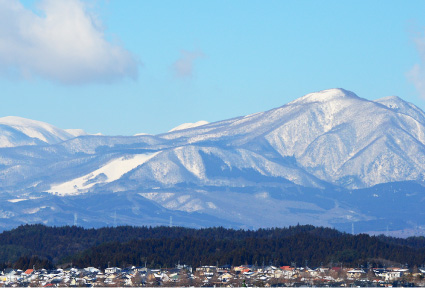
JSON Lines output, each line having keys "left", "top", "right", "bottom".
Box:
{"left": 0, "top": 89, "right": 424, "bottom": 235}
{"left": 155, "top": 88, "right": 425, "bottom": 188}
{"left": 0, "top": 116, "right": 74, "bottom": 147}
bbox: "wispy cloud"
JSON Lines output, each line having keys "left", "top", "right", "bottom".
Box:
{"left": 0, "top": 0, "right": 139, "bottom": 85}
{"left": 408, "top": 31, "right": 425, "bottom": 99}
{"left": 173, "top": 50, "right": 205, "bottom": 78}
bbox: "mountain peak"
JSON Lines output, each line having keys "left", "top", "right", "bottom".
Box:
{"left": 0, "top": 116, "right": 73, "bottom": 146}
{"left": 290, "top": 88, "right": 360, "bottom": 105}
{"left": 374, "top": 95, "right": 425, "bottom": 124}
{"left": 374, "top": 95, "right": 409, "bottom": 109}
{"left": 0, "top": 116, "right": 47, "bottom": 127}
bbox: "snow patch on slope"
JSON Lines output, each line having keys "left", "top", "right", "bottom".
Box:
{"left": 48, "top": 152, "right": 160, "bottom": 195}
{"left": 64, "top": 129, "right": 88, "bottom": 137}
{"left": 7, "top": 199, "right": 27, "bottom": 203}
{"left": 134, "top": 133, "right": 150, "bottom": 136}
{"left": 169, "top": 121, "right": 209, "bottom": 132}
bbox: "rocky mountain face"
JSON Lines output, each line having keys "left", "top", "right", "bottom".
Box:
{"left": 0, "top": 89, "right": 424, "bottom": 235}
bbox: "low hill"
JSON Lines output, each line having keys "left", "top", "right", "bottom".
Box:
{"left": 0, "top": 224, "right": 424, "bottom": 269}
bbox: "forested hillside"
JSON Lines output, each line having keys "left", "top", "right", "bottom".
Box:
{"left": 0, "top": 224, "right": 424, "bottom": 270}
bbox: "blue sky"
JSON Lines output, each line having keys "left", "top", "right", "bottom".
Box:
{"left": 1, "top": 0, "right": 425, "bottom": 135}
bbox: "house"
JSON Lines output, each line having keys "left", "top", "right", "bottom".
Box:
{"left": 176, "top": 264, "right": 193, "bottom": 273}
{"left": 196, "top": 266, "right": 217, "bottom": 273}
{"left": 218, "top": 272, "right": 233, "bottom": 282}
{"left": 217, "top": 265, "right": 231, "bottom": 273}
{"left": 70, "top": 277, "right": 77, "bottom": 287}
{"left": 23, "top": 269, "right": 34, "bottom": 275}
{"left": 153, "top": 271, "right": 169, "bottom": 282}
{"left": 234, "top": 266, "right": 248, "bottom": 273}
{"left": 3, "top": 269, "right": 21, "bottom": 283}
{"left": 383, "top": 268, "right": 407, "bottom": 281}
{"left": 84, "top": 267, "right": 100, "bottom": 273}
{"left": 23, "top": 269, "right": 39, "bottom": 282}
{"left": 280, "top": 266, "right": 297, "bottom": 278}
{"left": 105, "top": 267, "right": 121, "bottom": 274}
{"left": 257, "top": 274, "right": 269, "bottom": 281}
{"left": 373, "top": 268, "right": 388, "bottom": 278}
{"left": 168, "top": 272, "right": 179, "bottom": 282}
{"left": 104, "top": 273, "right": 117, "bottom": 284}
{"left": 347, "top": 269, "right": 366, "bottom": 278}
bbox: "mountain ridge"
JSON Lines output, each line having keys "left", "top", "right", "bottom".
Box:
{"left": 0, "top": 88, "right": 424, "bottom": 235}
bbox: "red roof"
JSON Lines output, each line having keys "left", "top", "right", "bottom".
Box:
{"left": 24, "top": 269, "right": 34, "bottom": 275}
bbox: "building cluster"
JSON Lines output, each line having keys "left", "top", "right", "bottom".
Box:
{"left": 0, "top": 264, "right": 424, "bottom": 287}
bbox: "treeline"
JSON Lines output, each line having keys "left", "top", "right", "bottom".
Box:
{"left": 377, "top": 235, "right": 425, "bottom": 249}
{"left": 69, "top": 232, "right": 425, "bottom": 269}
{"left": 0, "top": 224, "right": 339, "bottom": 264}
{"left": 0, "top": 224, "right": 424, "bottom": 269}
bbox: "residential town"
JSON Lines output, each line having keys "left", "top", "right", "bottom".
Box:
{"left": 1, "top": 264, "right": 425, "bottom": 287}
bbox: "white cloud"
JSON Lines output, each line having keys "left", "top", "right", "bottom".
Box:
{"left": 0, "top": 0, "right": 139, "bottom": 84}
{"left": 173, "top": 50, "right": 205, "bottom": 78}
{"left": 408, "top": 32, "right": 425, "bottom": 99}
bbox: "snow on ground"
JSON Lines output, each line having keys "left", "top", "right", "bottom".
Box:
{"left": 7, "top": 199, "right": 28, "bottom": 203}
{"left": 23, "top": 206, "right": 49, "bottom": 214}
{"left": 48, "top": 152, "right": 160, "bottom": 195}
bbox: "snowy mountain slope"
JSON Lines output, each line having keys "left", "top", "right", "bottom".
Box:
{"left": 1, "top": 88, "right": 425, "bottom": 233}
{"left": 118, "top": 145, "right": 326, "bottom": 189}
{"left": 64, "top": 129, "right": 88, "bottom": 137}
{"left": 0, "top": 192, "right": 240, "bottom": 231}
{"left": 0, "top": 116, "right": 74, "bottom": 147}
{"left": 48, "top": 152, "right": 160, "bottom": 195}
{"left": 169, "top": 120, "right": 209, "bottom": 132}
{"left": 375, "top": 96, "right": 425, "bottom": 125}
{"left": 158, "top": 89, "right": 425, "bottom": 187}
{"left": 58, "top": 134, "right": 165, "bottom": 154}
{"left": 274, "top": 91, "right": 425, "bottom": 186}
{"left": 0, "top": 125, "right": 46, "bottom": 148}
{"left": 138, "top": 187, "right": 372, "bottom": 228}
{"left": 1, "top": 88, "right": 425, "bottom": 191}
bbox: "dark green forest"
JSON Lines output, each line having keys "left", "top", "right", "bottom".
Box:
{"left": 0, "top": 224, "right": 424, "bottom": 270}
